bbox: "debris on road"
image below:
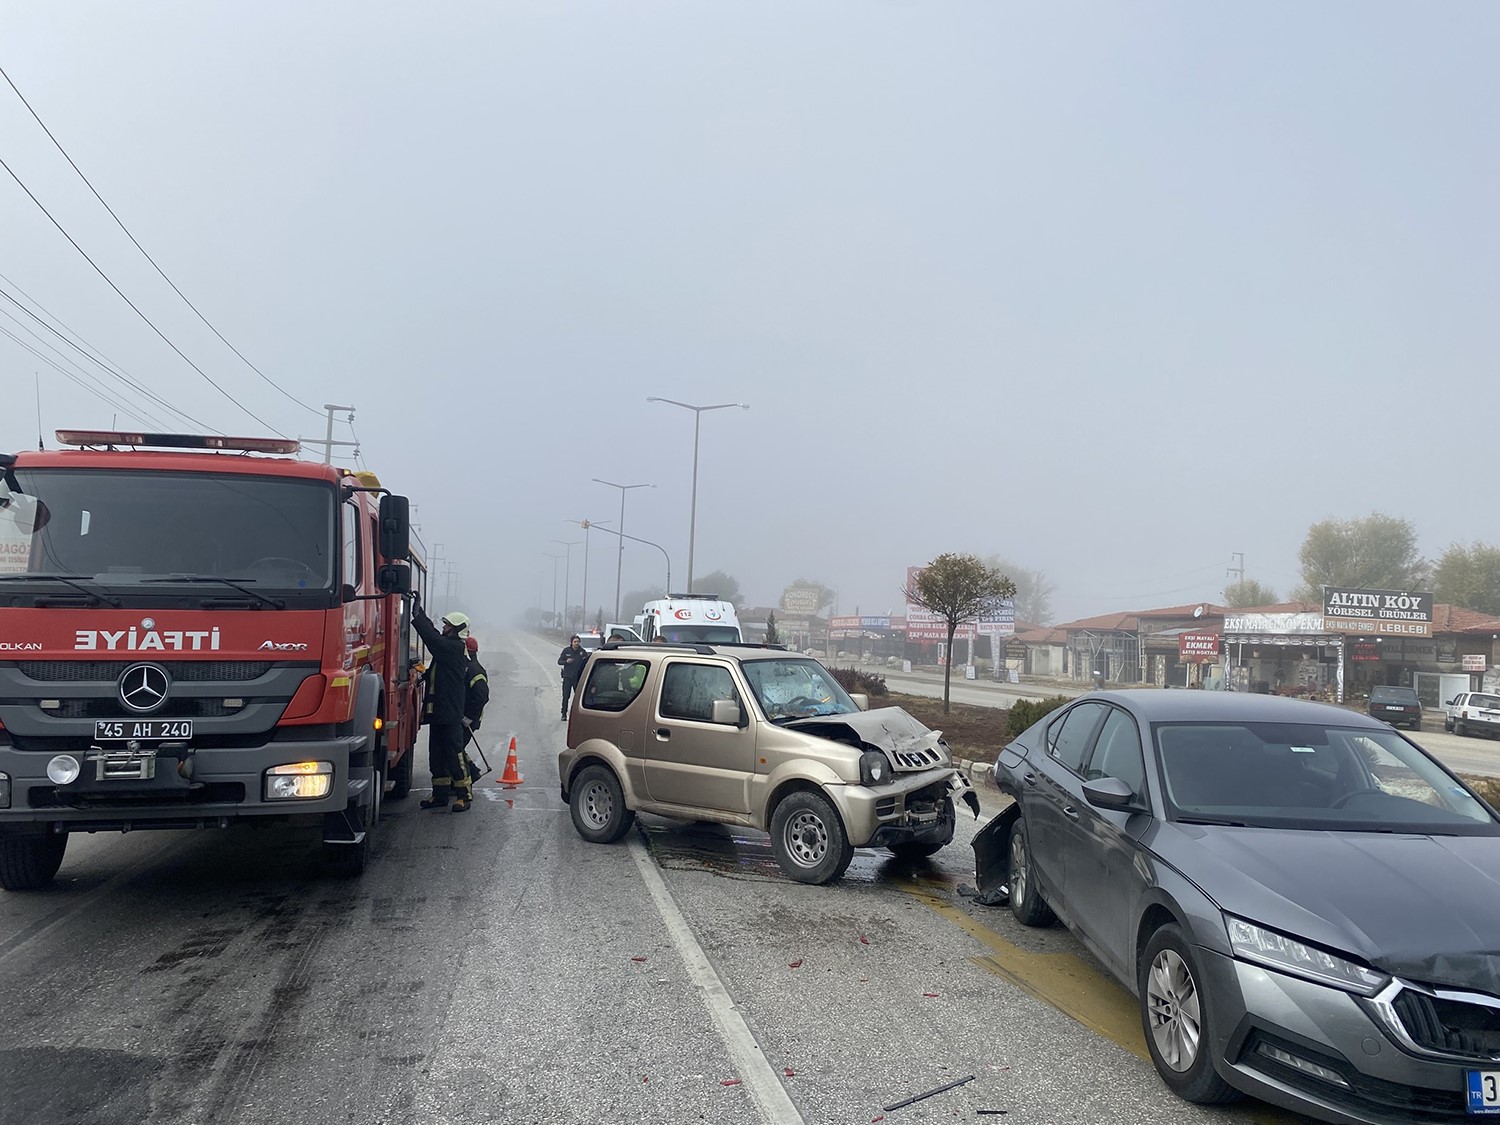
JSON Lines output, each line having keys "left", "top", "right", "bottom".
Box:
{"left": 720, "top": 1078, "right": 742, "bottom": 1087}
{"left": 956, "top": 882, "right": 1010, "bottom": 907}
{"left": 788, "top": 958, "right": 803, "bottom": 968}
{"left": 630, "top": 956, "right": 648, "bottom": 962}
{"left": 881, "top": 1074, "right": 975, "bottom": 1112}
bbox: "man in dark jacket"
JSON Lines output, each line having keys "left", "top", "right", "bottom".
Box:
{"left": 557, "top": 634, "right": 588, "bottom": 719}
{"left": 412, "top": 598, "right": 473, "bottom": 811}
{"left": 460, "top": 635, "right": 489, "bottom": 786}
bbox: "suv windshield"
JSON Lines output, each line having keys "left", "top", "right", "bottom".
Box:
{"left": 741, "top": 658, "right": 858, "bottom": 720}
{"left": 7, "top": 468, "right": 336, "bottom": 591}
{"left": 1155, "top": 721, "right": 1497, "bottom": 833}
{"left": 1370, "top": 686, "right": 1419, "bottom": 703}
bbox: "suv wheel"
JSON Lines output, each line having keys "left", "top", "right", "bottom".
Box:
{"left": 0, "top": 833, "right": 68, "bottom": 891}
{"left": 770, "top": 790, "right": 854, "bottom": 885}
{"left": 569, "top": 764, "right": 635, "bottom": 844}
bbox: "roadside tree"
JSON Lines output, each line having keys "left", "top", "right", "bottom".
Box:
{"left": 904, "top": 554, "right": 1016, "bottom": 713}
{"left": 1295, "top": 513, "right": 1429, "bottom": 600}
{"left": 981, "top": 555, "right": 1055, "bottom": 624}
{"left": 1223, "top": 578, "right": 1279, "bottom": 608}
{"left": 764, "top": 611, "right": 780, "bottom": 645}
{"left": 1433, "top": 542, "right": 1500, "bottom": 616}
{"left": 693, "top": 569, "right": 741, "bottom": 605}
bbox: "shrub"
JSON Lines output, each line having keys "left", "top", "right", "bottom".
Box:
{"left": 828, "top": 665, "right": 889, "bottom": 698}
{"left": 1005, "top": 694, "right": 1071, "bottom": 737}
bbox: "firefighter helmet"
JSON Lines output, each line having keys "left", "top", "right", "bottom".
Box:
{"left": 441, "top": 611, "right": 471, "bottom": 635}
{"left": 464, "top": 636, "right": 479, "bottom": 653}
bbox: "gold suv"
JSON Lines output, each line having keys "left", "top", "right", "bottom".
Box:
{"left": 558, "top": 642, "right": 978, "bottom": 884}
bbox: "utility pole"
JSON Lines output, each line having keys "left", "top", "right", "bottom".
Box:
{"left": 298, "top": 404, "right": 358, "bottom": 464}
{"left": 1227, "top": 552, "right": 1245, "bottom": 587}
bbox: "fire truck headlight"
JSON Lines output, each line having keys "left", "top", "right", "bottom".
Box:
{"left": 47, "top": 756, "right": 82, "bottom": 785}
{"left": 264, "top": 761, "right": 333, "bottom": 800}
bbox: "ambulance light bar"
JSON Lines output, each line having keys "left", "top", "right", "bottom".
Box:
{"left": 55, "top": 431, "right": 300, "bottom": 455}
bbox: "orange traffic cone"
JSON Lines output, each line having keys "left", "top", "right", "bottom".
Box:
{"left": 498, "top": 735, "right": 523, "bottom": 788}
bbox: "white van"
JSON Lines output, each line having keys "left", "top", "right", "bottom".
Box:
{"left": 637, "top": 594, "right": 743, "bottom": 644}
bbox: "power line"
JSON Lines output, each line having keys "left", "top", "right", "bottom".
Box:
{"left": 0, "top": 151, "right": 282, "bottom": 435}
{"left": 0, "top": 63, "right": 321, "bottom": 419}
{"left": 0, "top": 278, "right": 215, "bottom": 432}
{"left": 0, "top": 307, "right": 176, "bottom": 429}
{"left": 0, "top": 323, "right": 172, "bottom": 430}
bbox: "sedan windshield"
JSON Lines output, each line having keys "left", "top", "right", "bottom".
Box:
{"left": 741, "top": 658, "right": 858, "bottom": 720}
{"left": 1155, "top": 721, "right": 1497, "bottom": 833}
{"left": 7, "top": 468, "right": 336, "bottom": 590}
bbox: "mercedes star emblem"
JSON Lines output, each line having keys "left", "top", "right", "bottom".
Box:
{"left": 118, "top": 663, "right": 171, "bottom": 713}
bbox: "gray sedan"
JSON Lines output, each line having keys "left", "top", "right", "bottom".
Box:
{"left": 976, "top": 690, "right": 1500, "bottom": 1124}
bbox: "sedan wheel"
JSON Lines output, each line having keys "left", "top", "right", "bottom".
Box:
{"left": 1007, "top": 817, "right": 1054, "bottom": 927}
{"left": 1137, "top": 924, "right": 1238, "bottom": 1104}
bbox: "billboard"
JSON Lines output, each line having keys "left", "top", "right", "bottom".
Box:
{"left": 1322, "top": 587, "right": 1433, "bottom": 638}
{"left": 780, "top": 585, "right": 823, "bottom": 615}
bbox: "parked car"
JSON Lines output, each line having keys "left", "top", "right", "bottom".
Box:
{"left": 1367, "top": 684, "right": 1422, "bottom": 729}
{"left": 977, "top": 690, "right": 1500, "bottom": 1124}
{"left": 558, "top": 643, "right": 978, "bottom": 883}
{"left": 1447, "top": 691, "right": 1500, "bottom": 738}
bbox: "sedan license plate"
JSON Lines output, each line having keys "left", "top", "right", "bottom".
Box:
{"left": 95, "top": 719, "right": 193, "bottom": 741}
{"left": 1468, "top": 1070, "right": 1500, "bottom": 1115}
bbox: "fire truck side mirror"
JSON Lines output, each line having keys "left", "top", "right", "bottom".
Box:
{"left": 376, "top": 563, "right": 412, "bottom": 596}
{"left": 379, "top": 494, "right": 411, "bottom": 560}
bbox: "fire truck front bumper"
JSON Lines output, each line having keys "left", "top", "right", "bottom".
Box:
{"left": 0, "top": 735, "right": 371, "bottom": 831}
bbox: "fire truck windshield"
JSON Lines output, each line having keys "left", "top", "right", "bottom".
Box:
{"left": 4, "top": 469, "right": 337, "bottom": 592}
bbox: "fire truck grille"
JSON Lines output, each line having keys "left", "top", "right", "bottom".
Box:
{"left": 47, "top": 699, "right": 238, "bottom": 720}
{"left": 17, "top": 661, "right": 276, "bottom": 683}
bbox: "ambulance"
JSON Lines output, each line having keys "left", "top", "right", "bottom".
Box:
{"left": 636, "top": 594, "right": 742, "bottom": 644}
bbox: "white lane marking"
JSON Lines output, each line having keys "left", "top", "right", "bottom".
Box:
{"left": 627, "top": 836, "right": 805, "bottom": 1125}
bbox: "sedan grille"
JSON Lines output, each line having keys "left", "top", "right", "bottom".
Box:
{"left": 1393, "top": 989, "right": 1500, "bottom": 1059}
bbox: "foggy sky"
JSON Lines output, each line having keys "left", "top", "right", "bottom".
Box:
{"left": 3, "top": 2, "right": 1496, "bottom": 628}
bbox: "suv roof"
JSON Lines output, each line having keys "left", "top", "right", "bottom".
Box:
{"left": 600, "top": 640, "right": 788, "bottom": 656}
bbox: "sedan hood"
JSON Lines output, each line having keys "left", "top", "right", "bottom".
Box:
{"left": 1158, "top": 825, "right": 1500, "bottom": 993}
{"left": 785, "top": 706, "right": 950, "bottom": 772}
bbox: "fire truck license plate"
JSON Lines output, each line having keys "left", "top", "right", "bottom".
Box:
{"left": 95, "top": 719, "right": 193, "bottom": 741}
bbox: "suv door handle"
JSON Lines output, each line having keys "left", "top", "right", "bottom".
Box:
{"left": 655, "top": 727, "right": 671, "bottom": 740}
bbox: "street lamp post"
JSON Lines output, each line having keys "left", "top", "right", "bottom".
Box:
{"left": 565, "top": 519, "right": 611, "bottom": 631}
{"left": 592, "top": 479, "right": 654, "bottom": 621}
{"left": 646, "top": 398, "right": 748, "bottom": 593}
{"left": 588, "top": 526, "right": 672, "bottom": 602}
{"left": 550, "top": 539, "right": 581, "bottom": 633}
{"left": 541, "top": 552, "right": 563, "bottom": 629}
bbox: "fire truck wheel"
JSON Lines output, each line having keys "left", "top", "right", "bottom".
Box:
{"left": 0, "top": 833, "right": 68, "bottom": 891}
{"left": 388, "top": 746, "right": 414, "bottom": 801}
{"left": 324, "top": 779, "right": 378, "bottom": 877}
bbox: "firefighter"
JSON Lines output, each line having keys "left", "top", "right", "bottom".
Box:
{"left": 411, "top": 597, "right": 473, "bottom": 812}
{"left": 460, "top": 635, "right": 489, "bottom": 786}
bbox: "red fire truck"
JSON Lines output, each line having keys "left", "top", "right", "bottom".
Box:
{"left": 0, "top": 430, "right": 426, "bottom": 889}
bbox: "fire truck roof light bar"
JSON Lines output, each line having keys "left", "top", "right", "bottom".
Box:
{"left": 55, "top": 430, "right": 300, "bottom": 455}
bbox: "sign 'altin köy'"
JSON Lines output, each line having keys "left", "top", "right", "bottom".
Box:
{"left": 1321, "top": 586, "right": 1434, "bottom": 638}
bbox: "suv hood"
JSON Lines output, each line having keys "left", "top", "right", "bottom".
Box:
{"left": 1156, "top": 824, "right": 1500, "bottom": 993}
{"left": 785, "top": 706, "right": 950, "bottom": 771}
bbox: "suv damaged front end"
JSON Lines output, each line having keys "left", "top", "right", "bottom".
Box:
{"left": 784, "top": 707, "right": 980, "bottom": 848}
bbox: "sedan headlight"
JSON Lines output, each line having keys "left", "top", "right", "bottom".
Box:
{"left": 1226, "top": 916, "right": 1388, "bottom": 996}
{"left": 858, "top": 751, "right": 889, "bottom": 787}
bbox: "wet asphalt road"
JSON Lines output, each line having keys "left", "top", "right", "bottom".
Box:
{"left": 0, "top": 633, "right": 1311, "bottom": 1125}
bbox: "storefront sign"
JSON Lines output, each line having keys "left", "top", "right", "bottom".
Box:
{"left": 1349, "top": 641, "right": 1380, "bottom": 662}
{"left": 1178, "top": 632, "right": 1220, "bottom": 662}
{"left": 1224, "top": 612, "right": 1326, "bottom": 634}
{"left": 1322, "top": 587, "right": 1433, "bottom": 638}
{"left": 1463, "top": 654, "right": 1488, "bottom": 672}
{"left": 859, "top": 616, "right": 891, "bottom": 630}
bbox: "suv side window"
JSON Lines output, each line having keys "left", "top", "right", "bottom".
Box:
{"left": 1084, "top": 707, "right": 1146, "bottom": 799}
{"left": 581, "top": 659, "right": 650, "bottom": 713}
{"left": 660, "top": 663, "right": 740, "bottom": 723}
{"left": 1046, "top": 701, "right": 1106, "bottom": 774}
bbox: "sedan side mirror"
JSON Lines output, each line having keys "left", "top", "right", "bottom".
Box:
{"left": 710, "top": 699, "right": 742, "bottom": 726}
{"left": 1083, "top": 776, "right": 1140, "bottom": 812}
